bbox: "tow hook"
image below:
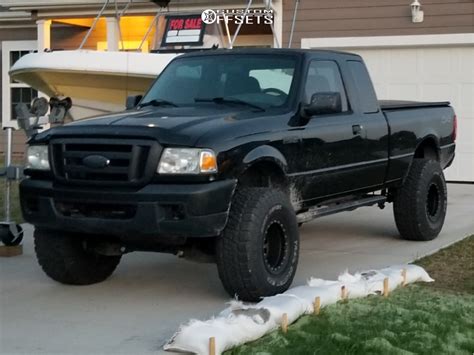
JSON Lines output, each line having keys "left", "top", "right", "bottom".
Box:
{"left": 378, "top": 202, "right": 385, "bottom": 210}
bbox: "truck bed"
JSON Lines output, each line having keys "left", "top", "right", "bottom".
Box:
{"left": 379, "top": 100, "right": 450, "bottom": 110}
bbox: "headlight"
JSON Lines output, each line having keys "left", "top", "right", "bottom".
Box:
{"left": 26, "top": 145, "right": 50, "bottom": 170}
{"left": 158, "top": 148, "right": 217, "bottom": 174}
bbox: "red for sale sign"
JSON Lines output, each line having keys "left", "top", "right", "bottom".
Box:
{"left": 161, "top": 15, "right": 206, "bottom": 46}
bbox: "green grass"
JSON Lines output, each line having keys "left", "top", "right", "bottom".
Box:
{"left": 228, "top": 236, "right": 474, "bottom": 355}
{"left": 416, "top": 235, "right": 474, "bottom": 294}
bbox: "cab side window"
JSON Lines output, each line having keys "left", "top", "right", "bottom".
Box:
{"left": 304, "top": 60, "right": 349, "bottom": 112}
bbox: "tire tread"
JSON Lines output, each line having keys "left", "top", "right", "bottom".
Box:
{"left": 393, "top": 159, "right": 447, "bottom": 241}
{"left": 34, "top": 229, "right": 121, "bottom": 285}
{"left": 216, "top": 187, "right": 298, "bottom": 301}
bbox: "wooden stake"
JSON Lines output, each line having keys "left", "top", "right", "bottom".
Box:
{"left": 341, "top": 285, "right": 347, "bottom": 300}
{"left": 313, "top": 296, "right": 321, "bottom": 315}
{"left": 383, "top": 277, "right": 389, "bottom": 297}
{"left": 209, "top": 337, "right": 216, "bottom": 355}
{"left": 402, "top": 269, "right": 407, "bottom": 287}
{"left": 0, "top": 245, "right": 23, "bottom": 257}
{"left": 281, "top": 313, "right": 288, "bottom": 333}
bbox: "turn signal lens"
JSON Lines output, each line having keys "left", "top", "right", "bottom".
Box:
{"left": 200, "top": 150, "right": 218, "bottom": 173}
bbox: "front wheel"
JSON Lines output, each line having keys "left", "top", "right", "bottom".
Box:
{"left": 34, "top": 229, "right": 121, "bottom": 285}
{"left": 216, "top": 187, "right": 299, "bottom": 301}
{"left": 393, "top": 159, "right": 447, "bottom": 241}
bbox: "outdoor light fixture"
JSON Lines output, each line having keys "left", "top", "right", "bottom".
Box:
{"left": 410, "top": 0, "right": 424, "bottom": 23}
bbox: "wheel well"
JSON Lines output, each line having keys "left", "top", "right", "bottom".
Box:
{"left": 238, "top": 161, "right": 287, "bottom": 190}
{"left": 414, "top": 138, "right": 439, "bottom": 161}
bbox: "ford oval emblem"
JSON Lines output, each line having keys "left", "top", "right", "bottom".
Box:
{"left": 82, "top": 155, "right": 110, "bottom": 169}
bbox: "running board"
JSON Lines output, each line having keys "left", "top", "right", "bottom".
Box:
{"left": 296, "top": 195, "right": 387, "bottom": 224}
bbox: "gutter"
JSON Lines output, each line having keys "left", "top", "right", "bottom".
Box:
{"left": 0, "top": 10, "right": 32, "bottom": 21}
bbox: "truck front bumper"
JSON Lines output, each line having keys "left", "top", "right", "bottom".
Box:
{"left": 20, "top": 179, "right": 236, "bottom": 238}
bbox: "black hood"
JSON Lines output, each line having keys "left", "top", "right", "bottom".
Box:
{"left": 32, "top": 105, "right": 271, "bottom": 146}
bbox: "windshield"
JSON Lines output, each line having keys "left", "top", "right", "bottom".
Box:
{"left": 141, "top": 54, "right": 297, "bottom": 109}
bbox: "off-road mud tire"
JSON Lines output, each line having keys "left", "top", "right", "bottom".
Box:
{"left": 216, "top": 187, "right": 299, "bottom": 301}
{"left": 393, "top": 159, "right": 447, "bottom": 241}
{"left": 34, "top": 229, "right": 121, "bottom": 285}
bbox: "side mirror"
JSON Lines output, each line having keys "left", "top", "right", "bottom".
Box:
{"left": 304, "top": 92, "right": 342, "bottom": 116}
{"left": 126, "top": 95, "right": 142, "bottom": 110}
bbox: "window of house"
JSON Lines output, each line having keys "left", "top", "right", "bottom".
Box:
{"left": 10, "top": 50, "right": 38, "bottom": 119}
{"left": 11, "top": 88, "right": 38, "bottom": 119}
{"left": 2, "top": 41, "right": 39, "bottom": 129}
{"left": 10, "top": 50, "right": 33, "bottom": 83}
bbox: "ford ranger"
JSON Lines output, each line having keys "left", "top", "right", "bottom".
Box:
{"left": 20, "top": 49, "right": 456, "bottom": 301}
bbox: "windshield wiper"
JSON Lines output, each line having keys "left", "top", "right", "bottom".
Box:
{"left": 139, "top": 99, "right": 178, "bottom": 108}
{"left": 195, "top": 97, "right": 265, "bottom": 112}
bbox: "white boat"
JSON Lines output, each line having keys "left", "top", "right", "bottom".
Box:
{"left": 10, "top": 50, "right": 178, "bottom": 119}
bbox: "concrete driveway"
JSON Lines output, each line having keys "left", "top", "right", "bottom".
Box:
{"left": 1, "top": 183, "right": 473, "bottom": 354}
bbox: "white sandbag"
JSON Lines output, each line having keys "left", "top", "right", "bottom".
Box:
{"left": 381, "top": 264, "right": 434, "bottom": 283}
{"left": 164, "top": 264, "right": 433, "bottom": 355}
{"left": 338, "top": 272, "right": 376, "bottom": 299}
{"left": 257, "top": 294, "right": 310, "bottom": 324}
{"left": 164, "top": 315, "right": 272, "bottom": 354}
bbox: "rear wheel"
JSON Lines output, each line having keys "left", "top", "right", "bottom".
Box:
{"left": 34, "top": 229, "right": 121, "bottom": 285}
{"left": 216, "top": 187, "right": 299, "bottom": 301}
{"left": 393, "top": 159, "right": 447, "bottom": 241}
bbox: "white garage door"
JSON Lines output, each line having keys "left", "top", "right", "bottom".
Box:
{"left": 302, "top": 35, "right": 474, "bottom": 182}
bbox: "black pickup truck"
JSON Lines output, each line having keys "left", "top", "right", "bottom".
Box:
{"left": 20, "top": 49, "right": 456, "bottom": 301}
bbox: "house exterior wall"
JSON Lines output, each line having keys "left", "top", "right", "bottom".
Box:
{"left": 282, "top": 0, "right": 474, "bottom": 47}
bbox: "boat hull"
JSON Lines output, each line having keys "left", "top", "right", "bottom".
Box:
{"left": 10, "top": 50, "right": 178, "bottom": 119}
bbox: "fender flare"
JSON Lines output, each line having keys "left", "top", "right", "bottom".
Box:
{"left": 413, "top": 134, "right": 440, "bottom": 160}
{"left": 242, "top": 145, "right": 288, "bottom": 175}
{"left": 402, "top": 134, "right": 441, "bottom": 183}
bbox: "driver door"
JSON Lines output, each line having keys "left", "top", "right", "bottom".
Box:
{"left": 295, "top": 60, "right": 368, "bottom": 202}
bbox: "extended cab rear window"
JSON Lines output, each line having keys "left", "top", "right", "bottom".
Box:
{"left": 347, "top": 61, "right": 379, "bottom": 114}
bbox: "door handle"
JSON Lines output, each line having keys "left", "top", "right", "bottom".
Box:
{"left": 352, "top": 124, "right": 363, "bottom": 135}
